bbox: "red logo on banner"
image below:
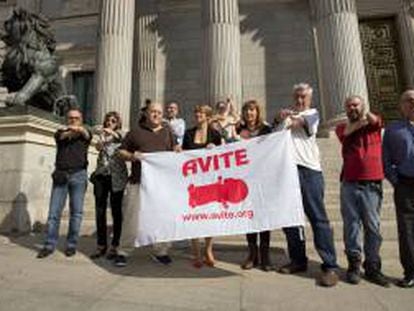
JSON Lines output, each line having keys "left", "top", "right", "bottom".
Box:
{"left": 188, "top": 176, "right": 249, "bottom": 209}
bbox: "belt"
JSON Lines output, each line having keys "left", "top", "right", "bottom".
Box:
{"left": 356, "top": 180, "right": 381, "bottom": 185}
{"left": 398, "top": 175, "right": 414, "bottom": 185}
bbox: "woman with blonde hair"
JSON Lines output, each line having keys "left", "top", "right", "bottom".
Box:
{"left": 182, "top": 104, "right": 222, "bottom": 268}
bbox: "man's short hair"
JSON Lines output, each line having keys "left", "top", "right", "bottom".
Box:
{"left": 147, "top": 102, "right": 163, "bottom": 111}
{"left": 293, "top": 83, "right": 313, "bottom": 96}
{"left": 167, "top": 101, "right": 179, "bottom": 109}
{"left": 66, "top": 106, "right": 83, "bottom": 116}
{"left": 400, "top": 89, "right": 414, "bottom": 104}
{"left": 345, "top": 95, "right": 365, "bottom": 106}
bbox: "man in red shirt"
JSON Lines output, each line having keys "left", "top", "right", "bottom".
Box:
{"left": 336, "top": 95, "right": 389, "bottom": 287}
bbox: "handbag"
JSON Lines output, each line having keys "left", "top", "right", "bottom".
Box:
{"left": 51, "top": 170, "right": 69, "bottom": 185}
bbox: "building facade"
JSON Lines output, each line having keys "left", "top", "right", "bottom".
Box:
{"left": 1, "top": 0, "right": 413, "bottom": 128}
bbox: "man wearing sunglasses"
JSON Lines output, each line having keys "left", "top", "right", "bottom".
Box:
{"left": 37, "top": 107, "right": 91, "bottom": 258}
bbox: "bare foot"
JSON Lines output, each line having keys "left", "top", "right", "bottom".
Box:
{"left": 204, "top": 253, "right": 215, "bottom": 267}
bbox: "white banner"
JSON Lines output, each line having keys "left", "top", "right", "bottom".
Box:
{"left": 136, "top": 131, "right": 305, "bottom": 246}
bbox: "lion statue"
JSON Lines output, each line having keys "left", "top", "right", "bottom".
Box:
{"left": 0, "top": 8, "right": 63, "bottom": 112}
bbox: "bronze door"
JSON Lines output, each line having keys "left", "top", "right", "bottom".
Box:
{"left": 359, "top": 18, "right": 405, "bottom": 122}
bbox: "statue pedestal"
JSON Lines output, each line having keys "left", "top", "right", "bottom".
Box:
{"left": 0, "top": 106, "right": 96, "bottom": 234}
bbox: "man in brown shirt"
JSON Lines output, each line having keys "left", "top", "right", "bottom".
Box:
{"left": 118, "top": 102, "right": 177, "bottom": 266}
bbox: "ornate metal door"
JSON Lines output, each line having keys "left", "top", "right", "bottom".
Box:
{"left": 359, "top": 18, "right": 405, "bottom": 122}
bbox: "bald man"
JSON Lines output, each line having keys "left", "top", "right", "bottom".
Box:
{"left": 118, "top": 102, "right": 177, "bottom": 266}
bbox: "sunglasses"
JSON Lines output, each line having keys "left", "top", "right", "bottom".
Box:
{"left": 68, "top": 116, "right": 81, "bottom": 120}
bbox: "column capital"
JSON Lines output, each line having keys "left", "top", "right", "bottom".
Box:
{"left": 310, "top": 0, "right": 356, "bottom": 21}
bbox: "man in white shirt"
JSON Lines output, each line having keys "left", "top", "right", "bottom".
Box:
{"left": 275, "top": 83, "right": 339, "bottom": 287}
{"left": 165, "top": 101, "right": 186, "bottom": 146}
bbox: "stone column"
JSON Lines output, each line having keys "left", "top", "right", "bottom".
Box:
{"left": 397, "top": 0, "right": 414, "bottom": 88}
{"left": 17, "top": 0, "right": 41, "bottom": 13}
{"left": 130, "top": 0, "right": 158, "bottom": 125}
{"left": 310, "top": 0, "right": 369, "bottom": 121}
{"left": 94, "top": 0, "right": 135, "bottom": 127}
{"left": 201, "top": 0, "right": 242, "bottom": 107}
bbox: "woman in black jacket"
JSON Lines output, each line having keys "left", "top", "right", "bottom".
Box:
{"left": 237, "top": 100, "right": 273, "bottom": 271}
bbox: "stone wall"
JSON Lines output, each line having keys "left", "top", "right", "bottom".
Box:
{"left": 239, "top": 0, "right": 319, "bottom": 120}
{"left": 0, "top": 111, "right": 97, "bottom": 234}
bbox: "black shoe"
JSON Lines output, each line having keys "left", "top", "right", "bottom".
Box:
{"left": 260, "top": 264, "right": 273, "bottom": 272}
{"left": 65, "top": 248, "right": 76, "bottom": 257}
{"left": 397, "top": 277, "right": 414, "bottom": 288}
{"left": 37, "top": 248, "right": 54, "bottom": 259}
{"left": 90, "top": 248, "right": 107, "bottom": 260}
{"left": 151, "top": 254, "right": 172, "bottom": 265}
{"left": 114, "top": 254, "right": 127, "bottom": 267}
{"left": 278, "top": 262, "right": 307, "bottom": 274}
{"left": 346, "top": 268, "right": 361, "bottom": 285}
{"left": 365, "top": 271, "right": 391, "bottom": 288}
{"left": 162, "top": 255, "right": 172, "bottom": 265}
{"left": 106, "top": 249, "right": 118, "bottom": 261}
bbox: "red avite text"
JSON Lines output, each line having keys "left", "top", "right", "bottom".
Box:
{"left": 182, "top": 148, "right": 250, "bottom": 177}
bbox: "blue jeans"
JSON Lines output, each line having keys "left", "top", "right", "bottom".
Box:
{"left": 283, "top": 166, "right": 338, "bottom": 270}
{"left": 340, "top": 181, "right": 383, "bottom": 271}
{"left": 44, "top": 170, "right": 88, "bottom": 250}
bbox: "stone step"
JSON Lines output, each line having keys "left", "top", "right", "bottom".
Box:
{"left": 214, "top": 240, "right": 400, "bottom": 263}
{"left": 58, "top": 223, "right": 399, "bottom": 261}
{"left": 61, "top": 217, "right": 398, "bottom": 244}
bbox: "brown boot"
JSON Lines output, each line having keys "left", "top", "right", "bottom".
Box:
{"left": 319, "top": 269, "right": 339, "bottom": 287}
{"left": 241, "top": 245, "right": 258, "bottom": 270}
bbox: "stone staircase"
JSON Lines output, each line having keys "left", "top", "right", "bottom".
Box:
{"left": 63, "top": 135, "right": 399, "bottom": 260}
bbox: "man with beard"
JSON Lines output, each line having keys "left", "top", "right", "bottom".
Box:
{"left": 335, "top": 95, "right": 390, "bottom": 287}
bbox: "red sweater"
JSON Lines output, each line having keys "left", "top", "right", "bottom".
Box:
{"left": 336, "top": 119, "right": 384, "bottom": 182}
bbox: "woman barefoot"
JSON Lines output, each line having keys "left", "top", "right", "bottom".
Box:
{"left": 182, "top": 104, "right": 222, "bottom": 268}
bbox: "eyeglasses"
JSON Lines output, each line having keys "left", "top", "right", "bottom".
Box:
{"left": 68, "top": 116, "right": 81, "bottom": 120}
{"left": 107, "top": 118, "right": 118, "bottom": 124}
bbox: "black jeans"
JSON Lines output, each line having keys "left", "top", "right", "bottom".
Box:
{"left": 246, "top": 231, "right": 270, "bottom": 265}
{"left": 394, "top": 181, "right": 414, "bottom": 278}
{"left": 246, "top": 231, "right": 270, "bottom": 251}
{"left": 283, "top": 166, "right": 338, "bottom": 270}
{"left": 93, "top": 175, "right": 124, "bottom": 248}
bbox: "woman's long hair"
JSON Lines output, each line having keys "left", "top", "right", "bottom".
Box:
{"left": 240, "top": 100, "right": 265, "bottom": 129}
